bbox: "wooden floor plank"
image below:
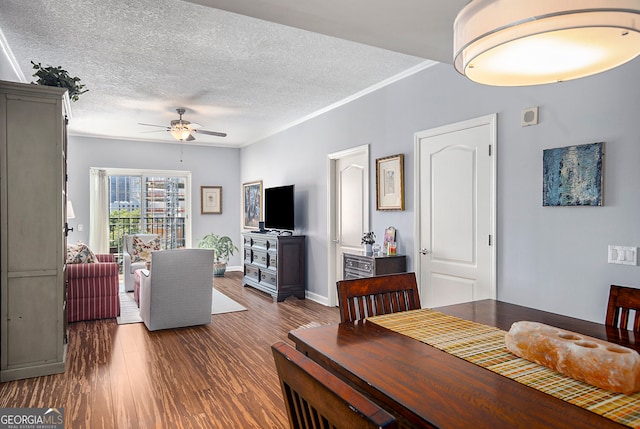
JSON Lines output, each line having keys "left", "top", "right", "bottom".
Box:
{"left": 0, "top": 272, "right": 340, "bottom": 428}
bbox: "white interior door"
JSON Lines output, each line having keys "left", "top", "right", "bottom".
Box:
{"left": 414, "top": 115, "right": 496, "bottom": 308}
{"left": 327, "top": 145, "right": 369, "bottom": 306}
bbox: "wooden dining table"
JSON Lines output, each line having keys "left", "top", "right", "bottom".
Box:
{"left": 288, "top": 300, "right": 639, "bottom": 429}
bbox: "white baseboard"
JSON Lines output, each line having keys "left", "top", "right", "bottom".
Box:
{"left": 305, "top": 290, "right": 330, "bottom": 306}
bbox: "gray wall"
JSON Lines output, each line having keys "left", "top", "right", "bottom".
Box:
{"left": 10, "top": 46, "right": 638, "bottom": 323}
{"left": 242, "top": 59, "right": 640, "bottom": 323}
{"left": 66, "top": 136, "right": 243, "bottom": 268}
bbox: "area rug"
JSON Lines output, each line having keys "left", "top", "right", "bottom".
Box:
{"left": 211, "top": 289, "right": 248, "bottom": 314}
{"left": 117, "top": 292, "right": 143, "bottom": 324}
{"left": 116, "top": 288, "right": 247, "bottom": 325}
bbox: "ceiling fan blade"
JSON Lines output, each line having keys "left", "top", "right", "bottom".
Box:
{"left": 140, "top": 129, "right": 168, "bottom": 133}
{"left": 186, "top": 134, "right": 196, "bottom": 141}
{"left": 138, "top": 123, "right": 169, "bottom": 129}
{"left": 194, "top": 129, "right": 227, "bottom": 137}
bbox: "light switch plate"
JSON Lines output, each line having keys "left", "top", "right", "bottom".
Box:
{"left": 608, "top": 245, "right": 637, "bottom": 265}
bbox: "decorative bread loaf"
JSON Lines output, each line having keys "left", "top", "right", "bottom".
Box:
{"left": 505, "top": 321, "right": 640, "bottom": 394}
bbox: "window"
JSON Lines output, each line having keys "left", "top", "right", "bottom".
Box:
{"left": 102, "top": 168, "right": 191, "bottom": 258}
{"left": 141, "top": 176, "right": 187, "bottom": 248}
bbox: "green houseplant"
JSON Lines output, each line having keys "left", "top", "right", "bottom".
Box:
{"left": 197, "top": 233, "right": 239, "bottom": 277}
{"left": 31, "top": 61, "right": 88, "bottom": 102}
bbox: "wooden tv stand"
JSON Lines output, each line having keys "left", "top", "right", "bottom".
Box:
{"left": 242, "top": 232, "right": 305, "bottom": 301}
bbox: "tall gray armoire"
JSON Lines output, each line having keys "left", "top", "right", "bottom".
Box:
{"left": 0, "top": 80, "right": 68, "bottom": 381}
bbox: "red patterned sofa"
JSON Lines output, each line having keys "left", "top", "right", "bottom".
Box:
{"left": 67, "top": 254, "right": 120, "bottom": 322}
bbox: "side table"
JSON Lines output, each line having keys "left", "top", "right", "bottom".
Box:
{"left": 343, "top": 252, "right": 407, "bottom": 279}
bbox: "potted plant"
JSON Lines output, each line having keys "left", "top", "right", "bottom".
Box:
{"left": 31, "top": 61, "right": 88, "bottom": 102}
{"left": 197, "top": 233, "right": 239, "bottom": 277}
{"left": 361, "top": 231, "right": 376, "bottom": 256}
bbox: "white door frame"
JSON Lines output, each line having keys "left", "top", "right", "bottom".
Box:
{"left": 413, "top": 114, "right": 497, "bottom": 304}
{"left": 326, "top": 144, "right": 370, "bottom": 307}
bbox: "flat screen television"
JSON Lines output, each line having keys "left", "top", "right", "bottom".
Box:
{"left": 264, "top": 185, "right": 295, "bottom": 231}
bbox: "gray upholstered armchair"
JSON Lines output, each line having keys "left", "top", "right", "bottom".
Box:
{"left": 139, "top": 248, "right": 214, "bottom": 331}
{"left": 122, "top": 234, "right": 160, "bottom": 292}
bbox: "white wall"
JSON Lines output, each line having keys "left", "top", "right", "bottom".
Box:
{"left": 67, "top": 136, "right": 243, "bottom": 267}
{"left": 241, "top": 58, "right": 640, "bottom": 323}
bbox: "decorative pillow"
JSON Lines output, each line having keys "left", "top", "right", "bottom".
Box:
{"left": 131, "top": 235, "right": 161, "bottom": 262}
{"left": 66, "top": 242, "right": 97, "bottom": 264}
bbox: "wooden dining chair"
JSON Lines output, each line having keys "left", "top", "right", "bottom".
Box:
{"left": 271, "top": 341, "right": 397, "bottom": 429}
{"left": 337, "top": 272, "right": 421, "bottom": 323}
{"left": 605, "top": 284, "right": 640, "bottom": 331}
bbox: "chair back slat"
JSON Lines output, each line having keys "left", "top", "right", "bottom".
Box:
{"left": 395, "top": 291, "right": 408, "bottom": 313}
{"left": 606, "top": 285, "right": 640, "bottom": 332}
{"left": 272, "top": 341, "right": 397, "bottom": 429}
{"left": 377, "top": 294, "right": 388, "bottom": 315}
{"left": 620, "top": 309, "right": 630, "bottom": 330}
{"left": 366, "top": 295, "right": 376, "bottom": 320}
{"left": 337, "top": 273, "right": 421, "bottom": 323}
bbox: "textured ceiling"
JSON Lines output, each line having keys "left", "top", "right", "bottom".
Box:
{"left": 184, "top": 0, "right": 466, "bottom": 62}
{"left": 0, "top": 0, "right": 466, "bottom": 147}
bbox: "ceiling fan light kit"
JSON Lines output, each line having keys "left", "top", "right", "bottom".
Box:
{"left": 170, "top": 127, "right": 192, "bottom": 141}
{"left": 453, "top": 0, "right": 640, "bottom": 86}
{"left": 140, "top": 108, "right": 227, "bottom": 142}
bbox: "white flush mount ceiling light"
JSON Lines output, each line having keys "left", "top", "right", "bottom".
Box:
{"left": 453, "top": 0, "right": 640, "bottom": 86}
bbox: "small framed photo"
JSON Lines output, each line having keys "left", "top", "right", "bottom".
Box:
{"left": 376, "top": 154, "right": 405, "bottom": 211}
{"left": 242, "top": 180, "right": 263, "bottom": 229}
{"left": 201, "top": 186, "right": 222, "bottom": 214}
{"left": 383, "top": 226, "right": 396, "bottom": 248}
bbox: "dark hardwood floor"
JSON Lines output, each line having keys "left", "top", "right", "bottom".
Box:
{"left": 0, "top": 272, "right": 341, "bottom": 428}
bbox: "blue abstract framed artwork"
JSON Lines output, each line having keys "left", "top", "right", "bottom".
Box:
{"left": 543, "top": 142, "right": 603, "bottom": 206}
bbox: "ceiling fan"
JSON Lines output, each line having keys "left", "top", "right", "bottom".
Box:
{"left": 139, "top": 108, "right": 227, "bottom": 141}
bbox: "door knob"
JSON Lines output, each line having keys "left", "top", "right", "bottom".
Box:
{"left": 419, "top": 248, "right": 431, "bottom": 255}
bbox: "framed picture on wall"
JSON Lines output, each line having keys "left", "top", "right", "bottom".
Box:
{"left": 543, "top": 142, "right": 604, "bottom": 206}
{"left": 242, "top": 180, "right": 263, "bottom": 229}
{"left": 376, "top": 154, "right": 405, "bottom": 211}
{"left": 201, "top": 186, "right": 222, "bottom": 214}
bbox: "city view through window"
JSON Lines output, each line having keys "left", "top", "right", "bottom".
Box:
{"left": 109, "top": 175, "right": 187, "bottom": 258}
